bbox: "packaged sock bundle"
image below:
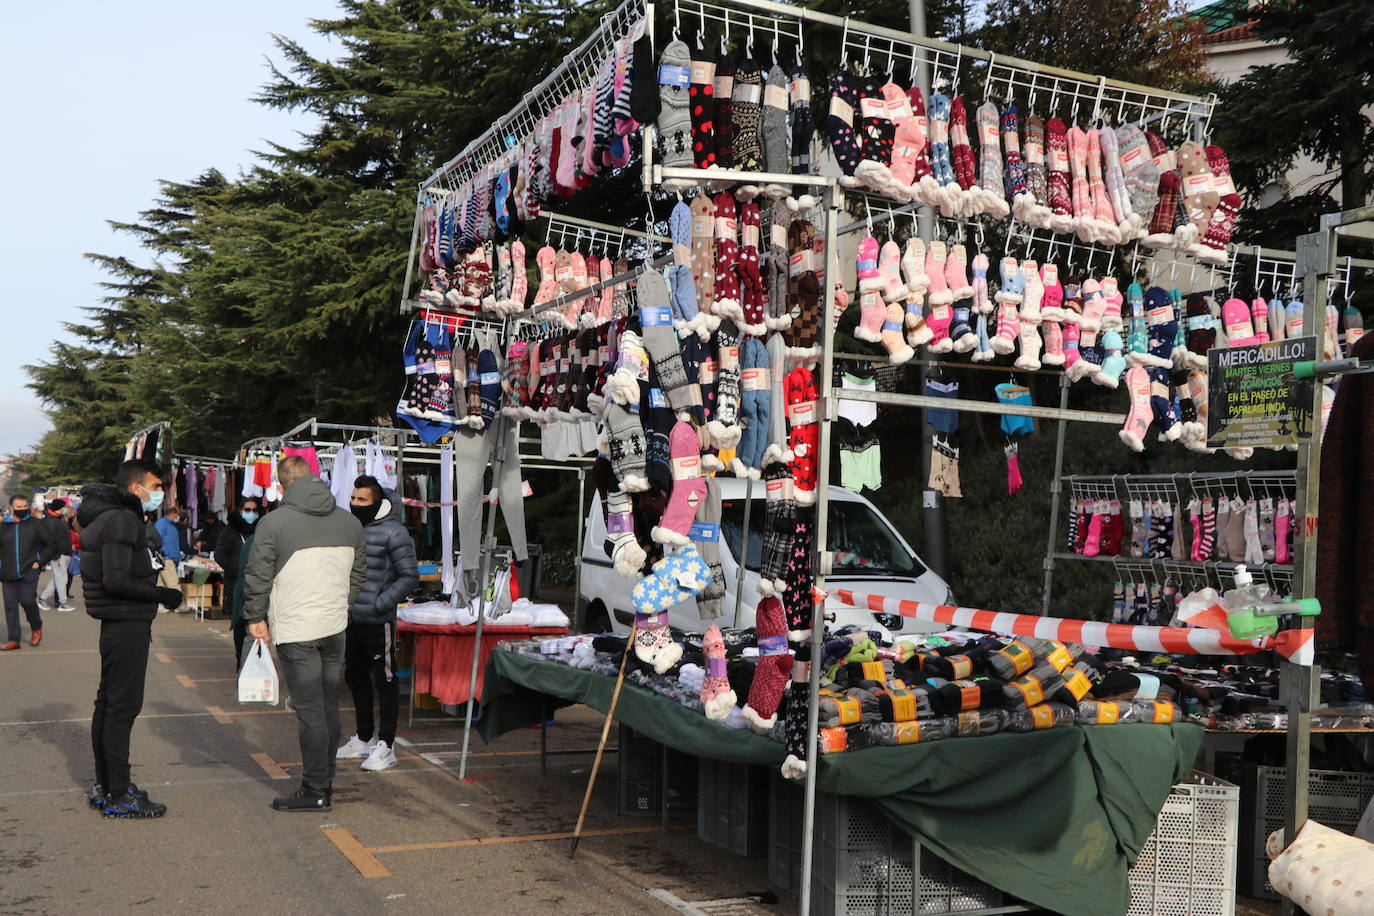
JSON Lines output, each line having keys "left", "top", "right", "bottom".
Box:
{"left": 1002, "top": 663, "right": 1066, "bottom": 711}
{"left": 873, "top": 683, "right": 932, "bottom": 722}
{"left": 817, "top": 688, "right": 881, "bottom": 729}
{"left": 1074, "top": 700, "right": 1136, "bottom": 725}
{"left": 954, "top": 708, "right": 1007, "bottom": 737}
{"left": 1129, "top": 699, "right": 1180, "bottom": 724}
{"left": 1004, "top": 703, "right": 1075, "bottom": 732}
{"left": 929, "top": 678, "right": 1003, "bottom": 716}
{"left": 858, "top": 718, "right": 956, "bottom": 747}
{"left": 922, "top": 647, "right": 988, "bottom": 681}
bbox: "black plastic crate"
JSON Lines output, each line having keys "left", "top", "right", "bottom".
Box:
{"left": 616, "top": 723, "right": 697, "bottom": 820}
{"left": 1235, "top": 761, "right": 1374, "bottom": 899}
{"left": 698, "top": 758, "right": 770, "bottom": 856}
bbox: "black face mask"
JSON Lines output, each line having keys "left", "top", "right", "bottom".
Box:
{"left": 351, "top": 503, "right": 381, "bottom": 525}
{"left": 12, "top": 510, "right": 29, "bottom": 520}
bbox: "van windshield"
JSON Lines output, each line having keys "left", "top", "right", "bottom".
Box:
{"left": 720, "top": 498, "right": 925, "bottom": 577}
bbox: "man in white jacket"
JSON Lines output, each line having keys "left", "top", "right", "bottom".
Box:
{"left": 243, "top": 456, "right": 365, "bottom": 811}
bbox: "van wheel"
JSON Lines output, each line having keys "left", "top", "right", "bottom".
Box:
{"left": 583, "top": 601, "right": 611, "bottom": 635}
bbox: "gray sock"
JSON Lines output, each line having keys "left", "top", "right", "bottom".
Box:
{"left": 656, "top": 40, "right": 693, "bottom": 169}
{"left": 693, "top": 477, "right": 725, "bottom": 619}
{"left": 762, "top": 65, "right": 789, "bottom": 176}
{"left": 636, "top": 270, "right": 693, "bottom": 413}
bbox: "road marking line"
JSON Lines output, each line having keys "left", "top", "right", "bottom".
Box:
{"left": 365, "top": 824, "right": 693, "bottom": 855}
{"left": 251, "top": 752, "right": 292, "bottom": 780}
{"left": 176, "top": 675, "right": 196, "bottom": 688}
{"left": 155, "top": 652, "right": 173, "bottom": 663}
{"left": 206, "top": 706, "right": 235, "bottom": 724}
{"left": 324, "top": 828, "right": 392, "bottom": 879}
{"left": 0, "top": 707, "right": 356, "bottom": 727}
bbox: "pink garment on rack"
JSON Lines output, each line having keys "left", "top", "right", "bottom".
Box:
{"left": 282, "top": 446, "right": 321, "bottom": 477}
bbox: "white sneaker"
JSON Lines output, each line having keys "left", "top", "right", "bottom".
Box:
{"left": 57, "top": 604, "right": 76, "bottom": 612}
{"left": 360, "top": 741, "right": 398, "bottom": 771}
{"left": 336, "top": 734, "right": 377, "bottom": 759}
{"left": 36, "top": 601, "right": 51, "bottom": 612}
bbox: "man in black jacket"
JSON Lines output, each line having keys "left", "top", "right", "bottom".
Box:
{"left": 1, "top": 494, "right": 62, "bottom": 649}
{"left": 79, "top": 460, "right": 185, "bottom": 818}
{"left": 336, "top": 476, "right": 418, "bottom": 772}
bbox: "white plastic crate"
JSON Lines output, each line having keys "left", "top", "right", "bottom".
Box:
{"left": 1127, "top": 771, "right": 1239, "bottom": 916}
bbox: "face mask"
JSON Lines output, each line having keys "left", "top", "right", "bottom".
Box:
{"left": 12, "top": 510, "right": 29, "bottom": 520}
{"left": 241, "top": 511, "right": 259, "bottom": 525}
{"left": 136, "top": 485, "right": 165, "bottom": 514}
{"left": 351, "top": 503, "right": 381, "bottom": 525}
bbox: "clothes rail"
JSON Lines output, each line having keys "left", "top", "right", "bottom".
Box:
{"left": 509, "top": 251, "right": 674, "bottom": 323}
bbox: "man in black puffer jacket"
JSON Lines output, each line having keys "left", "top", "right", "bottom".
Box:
{"left": 78, "top": 459, "right": 185, "bottom": 819}
{"left": 336, "top": 475, "right": 418, "bottom": 773}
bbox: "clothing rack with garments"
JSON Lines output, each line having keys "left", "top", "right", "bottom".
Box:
{"left": 122, "top": 420, "right": 172, "bottom": 469}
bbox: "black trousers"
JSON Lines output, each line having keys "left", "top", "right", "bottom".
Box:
{"left": 232, "top": 620, "right": 248, "bottom": 670}
{"left": 3, "top": 570, "right": 42, "bottom": 643}
{"left": 277, "top": 632, "right": 346, "bottom": 793}
{"left": 344, "top": 621, "right": 399, "bottom": 745}
{"left": 92, "top": 622, "right": 152, "bottom": 797}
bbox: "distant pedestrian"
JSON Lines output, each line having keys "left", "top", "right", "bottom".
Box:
{"left": 1, "top": 494, "right": 62, "bottom": 650}
{"left": 79, "top": 460, "right": 185, "bottom": 817}
{"left": 154, "top": 506, "right": 185, "bottom": 563}
{"left": 38, "top": 498, "right": 75, "bottom": 612}
{"left": 337, "top": 476, "right": 418, "bottom": 773}
{"left": 214, "top": 497, "right": 260, "bottom": 666}
{"left": 243, "top": 456, "right": 365, "bottom": 812}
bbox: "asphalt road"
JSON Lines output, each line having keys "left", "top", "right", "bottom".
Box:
{"left": 0, "top": 587, "right": 790, "bottom": 916}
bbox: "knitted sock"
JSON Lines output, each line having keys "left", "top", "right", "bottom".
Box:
{"left": 1143, "top": 133, "right": 1180, "bottom": 246}
{"left": 712, "top": 52, "right": 736, "bottom": 170}
{"left": 712, "top": 192, "right": 744, "bottom": 323}
{"left": 605, "top": 402, "right": 649, "bottom": 492}
{"left": 638, "top": 272, "right": 693, "bottom": 413}
{"left": 1251, "top": 298, "right": 1271, "bottom": 344}
{"left": 1039, "top": 263, "right": 1065, "bottom": 321}
{"left": 1020, "top": 257, "right": 1044, "bottom": 321}
{"left": 945, "top": 242, "right": 973, "bottom": 300}
{"left": 1117, "top": 367, "right": 1152, "bottom": 452}
{"left": 879, "top": 239, "right": 908, "bottom": 303}
{"left": 688, "top": 50, "right": 718, "bottom": 169}
{"left": 1082, "top": 504, "right": 1105, "bottom": 557}
{"left": 887, "top": 86, "right": 921, "bottom": 199}
{"left": 1259, "top": 497, "right": 1276, "bottom": 562}
{"left": 1061, "top": 320, "right": 1082, "bottom": 374}
{"left": 743, "top": 596, "right": 793, "bottom": 731}
{"left": 477, "top": 344, "right": 501, "bottom": 427}
{"left": 854, "top": 76, "right": 897, "bottom": 192}
{"left": 1102, "top": 502, "right": 1126, "bottom": 556}
{"left": 906, "top": 88, "right": 939, "bottom": 205}
{"left": 761, "top": 65, "right": 790, "bottom": 192}
{"left": 1098, "top": 125, "right": 1134, "bottom": 240}
{"left": 927, "top": 93, "right": 958, "bottom": 210}
{"left": 786, "top": 367, "right": 820, "bottom": 505}
{"left": 1021, "top": 113, "right": 1050, "bottom": 225}
{"left": 992, "top": 298, "right": 1020, "bottom": 357}
{"left": 733, "top": 337, "right": 771, "bottom": 476}
{"left": 1184, "top": 293, "right": 1214, "bottom": 366}
{"left": 1241, "top": 499, "right": 1262, "bottom": 566}
{"left": 1002, "top": 104, "right": 1027, "bottom": 204}
{"left": 781, "top": 668, "right": 811, "bottom": 779}
{"left": 1187, "top": 499, "right": 1203, "bottom": 562}
{"left": 652, "top": 421, "right": 709, "bottom": 546}
{"left": 783, "top": 231, "right": 821, "bottom": 361}
{"left": 736, "top": 201, "right": 766, "bottom": 335}
{"left": 976, "top": 101, "right": 1009, "bottom": 218}
{"left": 690, "top": 193, "right": 716, "bottom": 322}
{"left": 1128, "top": 501, "right": 1148, "bottom": 556}
{"left": 692, "top": 475, "right": 725, "bottom": 618}
{"left": 1177, "top": 141, "right": 1217, "bottom": 245}
{"left": 1194, "top": 145, "right": 1240, "bottom": 264}
{"left": 602, "top": 481, "right": 647, "bottom": 577}
{"left": 1086, "top": 129, "right": 1118, "bottom": 244}
{"left": 1014, "top": 317, "right": 1042, "bottom": 370}
{"left": 758, "top": 462, "right": 797, "bottom": 596}
{"left": 948, "top": 97, "right": 978, "bottom": 204}
{"left": 1275, "top": 499, "right": 1291, "bottom": 564}
{"left": 827, "top": 71, "right": 863, "bottom": 180}
{"left": 1095, "top": 331, "right": 1126, "bottom": 389}
{"left": 1117, "top": 125, "right": 1159, "bottom": 232}
{"left": 970, "top": 310, "right": 995, "bottom": 362}
{"left": 731, "top": 57, "right": 763, "bottom": 172}
{"left": 700, "top": 625, "right": 737, "bottom": 719}
{"left": 1067, "top": 126, "right": 1096, "bottom": 241}
{"left": 789, "top": 64, "right": 815, "bottom": 178}
{"left": 971, "top": 252, "right": 992, "bottom": 314}
{"left": 1041, "top": 318, "right": 1064, "bottom": 366}
{"left": 1046, "top": 117, "right": 1074, "bottom": 233}
{"left": 1150, "top": 501, "right": 1174, "bottom": 558}
{"left": 1222, "top": 497, "right": 1246, "bottom": 562}
{"left": 925, "top": 239, "right": 952, "bottom": 306}
{"left": 708, "top": 320, "right": 743, "bottom": 448}
{"left": 766, "top": 202, "right": 791, "bottom": 330}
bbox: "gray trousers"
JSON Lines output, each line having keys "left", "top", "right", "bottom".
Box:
{"left": 276, "top": 632, "right": 346, "bottom": 793}
{"left": 452, "top": 420, "right": 528, "bottom": 586}
{"left": 3, "top": 571, "right": 42, "bottom": 643}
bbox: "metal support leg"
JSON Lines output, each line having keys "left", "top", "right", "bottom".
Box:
{"left": 458, "top": 414, "right": 509, "bottom": 780}
{"left": 1041, "top": 375, "right": 1071, "bottom": 613}
{"left": 574, "top": 467, "right": 587, "bottom": 631}
{"left": 732, "top": 475, "right": 754, "bottom": 628}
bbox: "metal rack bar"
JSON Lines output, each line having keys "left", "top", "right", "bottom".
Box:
{"left": 836, "top": 387, "right": 1125, "bottom": 425}
{"left": 510, "top": 251, "right": 673, "bottom": 324}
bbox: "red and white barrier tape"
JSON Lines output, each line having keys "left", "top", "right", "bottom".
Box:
{"left": 830, "top": 589, "right": 1314, "bottom": 666}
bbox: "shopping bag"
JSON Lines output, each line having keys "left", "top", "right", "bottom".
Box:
{"left": 238, "top": 639, "right": 279, "bottom": 705}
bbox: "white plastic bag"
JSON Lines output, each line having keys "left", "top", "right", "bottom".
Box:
{"left": 238, "top": 639, "right": 279, "bottom": 705}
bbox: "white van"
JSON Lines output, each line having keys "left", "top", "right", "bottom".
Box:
{"left": 578, "top": 479, "right": 953, "bottom": 639}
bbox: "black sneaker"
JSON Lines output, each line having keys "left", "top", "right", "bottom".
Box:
{"left": 101, "top": 789, "right": 167, "bottom": 819}
{"left": 88, "top": 784, "right": 105, "bottom": 810}
{"left": 271, "top": 786, "right": 331, "bottom": 812}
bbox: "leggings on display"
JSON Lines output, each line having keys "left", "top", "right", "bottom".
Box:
{"left": 452, "top": 421, "right": 528, "bottom": 588}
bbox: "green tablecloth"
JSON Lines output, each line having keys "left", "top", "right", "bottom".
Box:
{"left": 479, "top": 649, "right": 1203, "bottom": 916}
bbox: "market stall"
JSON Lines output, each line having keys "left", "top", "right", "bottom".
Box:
{"left": 380, "top": 0, "right": 1374, "bottom": 912}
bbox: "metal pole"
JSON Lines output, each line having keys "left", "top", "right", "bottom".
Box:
{"left": 907, "top": 0, "right": 948, "bottom": 583}
{"left": 732, "top": 475, "right": 755, "bottom": 629}
{"left": 458, "top": 413, "right": 509, "bottom": 780}
{"left": 1279, "top": 228, "right": 1331, "bottom": 915}
{"left": 799, "top": 184, "right": 843, "bottom": 916}
{"left": 1041, "top": 376, "right": 1071, "bottom": 612}
{"left": 573, "top": 467, "right": 587, "bottom": 631}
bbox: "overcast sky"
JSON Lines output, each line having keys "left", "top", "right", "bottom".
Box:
{"left": 0, "top": 0, "right": 336, "bottom": 457}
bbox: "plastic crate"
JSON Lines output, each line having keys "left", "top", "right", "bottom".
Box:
{"left": 1126, "top": 771, "right": 1239, "bottom": 916}
{"left": 768, "top": 774, "right": 1005, "bottom": 916}
{"left": 1235, "top": 762, "right": 1374, "bottom": 899}
{"left": 698, "top": 758, "right": 769, "bottom": 857}
{"left": 615, "top": 724, "right": 697, "bottom": 819}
